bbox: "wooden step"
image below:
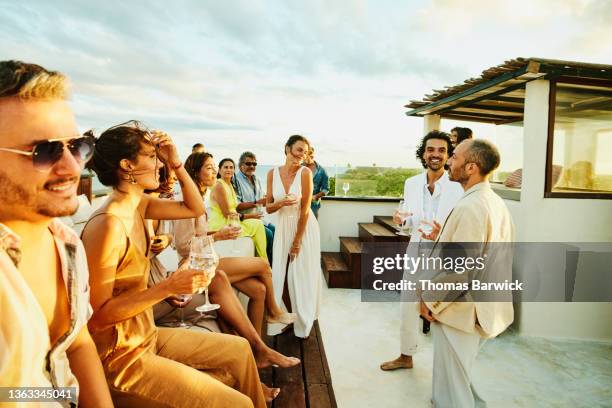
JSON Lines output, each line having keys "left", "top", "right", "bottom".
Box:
{"left": 373, "top": 215, "right": 412, "bottom": 242}
{"left": 358, "top": 222, "right": 398, "bottom": 242}
{"left": 339, "top": 237, "right": 363, "bottom": 289}
{"left": 267, "top": 322, "right": 337, "bottom": 408}
{"left": 373, "top": 215, "right": 399, "bottom": 233}
{"left": 321, "top": 252, "right": 352, "bottom": 289}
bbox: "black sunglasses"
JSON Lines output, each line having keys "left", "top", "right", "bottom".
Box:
{"left": 0, "top": 135, "right": 95, "bottom": 171}
{"left": 244, "top": 161, "right": 257, "bottom": 167}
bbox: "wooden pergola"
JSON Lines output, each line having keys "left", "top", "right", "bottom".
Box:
{"left": 404, "top": 57, "right": 612, "bottom": 125}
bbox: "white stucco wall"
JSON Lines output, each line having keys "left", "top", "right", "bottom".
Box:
{"left": 510, "top": 79, "right": 612, "bottom": 342}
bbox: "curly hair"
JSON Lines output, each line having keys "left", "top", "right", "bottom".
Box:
{"left": 415, "top": 130, "right": 454, "bottom": 169}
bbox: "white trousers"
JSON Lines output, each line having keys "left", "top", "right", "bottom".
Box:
{"left": 431, "top": 323, "right": 487, "bottom": 408}
{"left": 399, "top": 301, "right": 420, "bottom": 355}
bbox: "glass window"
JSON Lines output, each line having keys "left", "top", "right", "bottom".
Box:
{"left": 548, "top": 81, "right": 612, "bottom": 197}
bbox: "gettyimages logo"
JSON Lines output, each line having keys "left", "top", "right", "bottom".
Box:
{"left": 360, "top": 242, "right": 612, "bottom": 303}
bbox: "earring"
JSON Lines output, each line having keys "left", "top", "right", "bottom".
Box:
{"left": 129, "top": 172, "right": 137, "bottom": 184}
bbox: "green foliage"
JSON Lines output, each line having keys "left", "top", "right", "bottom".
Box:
{"left": 328, "top": 176, "right": 336, "bottom": 196}
{"left": 335, "top": 166, "right": 422, "bottom": 198}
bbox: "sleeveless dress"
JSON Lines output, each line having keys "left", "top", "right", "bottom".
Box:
{"left": 270, "top": 166, "right": 322, "bottom": 338}
{"left": 85, "top": 212, "right": 159, "bottom": 384}
{"left": 209, "top": 179, "right": 268, "bottom": 260}
{"left": 84, "top": 211, "right": 266, "bottom": 407}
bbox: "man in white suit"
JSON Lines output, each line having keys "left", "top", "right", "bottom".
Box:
{"left": 420, "top": 139, "right": 514, "bottom": 407}
{"left": 381, "top": 130, "right": 463, "bottom": 371}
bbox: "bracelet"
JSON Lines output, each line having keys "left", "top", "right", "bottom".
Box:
{"left": 171, "top": 161, "right": 182, "bottom": 170}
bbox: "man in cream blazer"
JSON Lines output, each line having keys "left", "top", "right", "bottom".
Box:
{"left": 381, "top": 131, "right": 463, "bottom": 371}
{"left": 420, "top": 139, "right": 514, "bottom": 407}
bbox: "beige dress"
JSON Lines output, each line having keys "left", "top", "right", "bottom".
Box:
{"left": 85, "top": 212, "right": 265, "bottom": 408}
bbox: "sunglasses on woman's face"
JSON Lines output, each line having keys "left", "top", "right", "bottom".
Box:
{"left": 0, "top": 135, "right": 95, "bottom": 172}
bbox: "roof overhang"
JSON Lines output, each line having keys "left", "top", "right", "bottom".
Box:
{"left": 405, "top": 58, "right": 612, "bottom": 124}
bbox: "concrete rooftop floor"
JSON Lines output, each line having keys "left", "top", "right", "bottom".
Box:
{"left": 318, "top": 285, "right": 612, "bottom": 408}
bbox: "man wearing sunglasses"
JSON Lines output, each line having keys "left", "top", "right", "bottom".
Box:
{"left": 234, "top": 151, "right": 275, "bottom": 263}
{"left": 0, "top": 60, "right": 112, "bottom": 407}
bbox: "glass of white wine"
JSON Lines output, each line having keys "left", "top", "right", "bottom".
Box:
{"left": 285, "top": 193, "right": 297, "bottom": 219}
{"left": 342, "top": 182, "right": 350, "bottom": 197}
{"left": 397, "top": 200, "right": 412, "bottom": 236}
{"left": 419, "top": 205, "right": 436, "bottom": 239}
{"left": 227, "top": 212, "right": 242, "bottom": 255}
{"left": 190, "top": 235, "right": 221, "bottom": 313}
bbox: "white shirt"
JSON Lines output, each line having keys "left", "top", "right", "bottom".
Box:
{"left": 422, "top": 174, "right": 444, "bottom": 222}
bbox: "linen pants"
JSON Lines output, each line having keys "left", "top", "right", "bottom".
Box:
{"left": 431, "top": 323, "right": 487, "bottom": 408}
{"left": 110, "top": 328, "right": 266, "bottom": 408}
{"left": 399, "top": 301, "right": 420, "bottom": 355}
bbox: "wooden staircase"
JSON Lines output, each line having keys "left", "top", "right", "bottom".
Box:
{"left": 322, "top": 215, "right": 410, "bottom": 289}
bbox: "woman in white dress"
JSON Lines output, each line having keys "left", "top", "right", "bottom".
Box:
{"left": 265, "top": 135, "right": 322, "bottom": 338}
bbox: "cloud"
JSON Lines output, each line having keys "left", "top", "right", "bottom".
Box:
{"left": 1, "top": 0, "right": 610, "bottom": 168}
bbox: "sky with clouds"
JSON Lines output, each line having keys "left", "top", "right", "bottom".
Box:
{"left": 1, "top": 0, "right": 611, "bottom": 169}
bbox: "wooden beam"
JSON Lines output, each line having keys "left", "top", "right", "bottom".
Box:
{"left": 488, "top": 95, "right": 525, "bottom": 104}
{"left": 467, "top": 104, "right": 525, "bottom": 113}
{"left": 439, "top": 113, "right": 504, "bottom": 124}
{"left": 432, "top": 81, "right": 529, "bottom": 116}
{"left": 453, "top": 107, "right": 522, "bottom": 117}
{"left": 405, "top": 65, "right": 533, "bottom": 117}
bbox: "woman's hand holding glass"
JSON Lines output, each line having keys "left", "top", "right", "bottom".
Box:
{"left": 150, "top": 234, "right": 172, "bottom": 255}
{"left": 282, "top": 193, "right": 298, "bottom": 207}
{"left": 227, "top": 213, "right": 242, "bottom": 235}
{"left": 164, "top": 268, "right": 209, "bottom": 295}
{"left": 214, "top": 225, "right": 241, "bottom": 241}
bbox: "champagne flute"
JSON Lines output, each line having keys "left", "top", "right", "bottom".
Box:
{"left": 190, "top": 236, "right": 221, "bottom": 313}
{"left": 342, "top": 182, "right": 350, "bottom": 197}
{"left": 227, "top": 213, "right": 242, "bottom": 255}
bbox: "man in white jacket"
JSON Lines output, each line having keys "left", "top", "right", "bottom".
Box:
{"left": 381, "top": 130, "right": 464, "bottom": 371}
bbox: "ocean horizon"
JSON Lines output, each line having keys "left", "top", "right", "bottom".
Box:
{"left": 91, "top": 164, "right": 348, "bottom": 194}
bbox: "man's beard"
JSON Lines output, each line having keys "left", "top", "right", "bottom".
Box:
{"left": 0, "top": 170, "right": 78, "bottom": 218}
{"left": 426, "top": 158, "right": 445, "bottom": 171}
{"left": 448, "top": 166, "right": 468, "bottom": 184}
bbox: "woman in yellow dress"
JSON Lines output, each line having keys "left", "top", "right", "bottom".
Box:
{"left": 210, "top": 158, "right": 268, "bottom": 260}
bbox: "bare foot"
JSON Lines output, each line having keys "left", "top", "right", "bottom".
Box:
{"left": 254, "top": 345, "right": 301, "bottom": 369}
{"left": 267, "top": 311, "right": 297, "bottom": 325}
{"left": 380, "top": 355, "right": 413, "bottom": 371}
{"left": 261, "top": 384, "right": 280, "bottom": 403}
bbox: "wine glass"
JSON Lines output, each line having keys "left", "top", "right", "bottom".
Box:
{"left": 227, "top": 213, "right": 242, "bottom": 255}
{"left": 397, "top": 200, "right": 413, "bottom": 236}
{"left": 342, "top": 182, "right": 350, "bottom": 197}
{"left": 190, "top": 235, "right": 221, "bottom": 313}
{"left": 285, "top": 193, "right": 297, "bottom": 219}
{"left": 170, "top": 294, "right": 192, "bottom": 327}
{"left": 419, "top": 205, "right": 436, "bottom": 238}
